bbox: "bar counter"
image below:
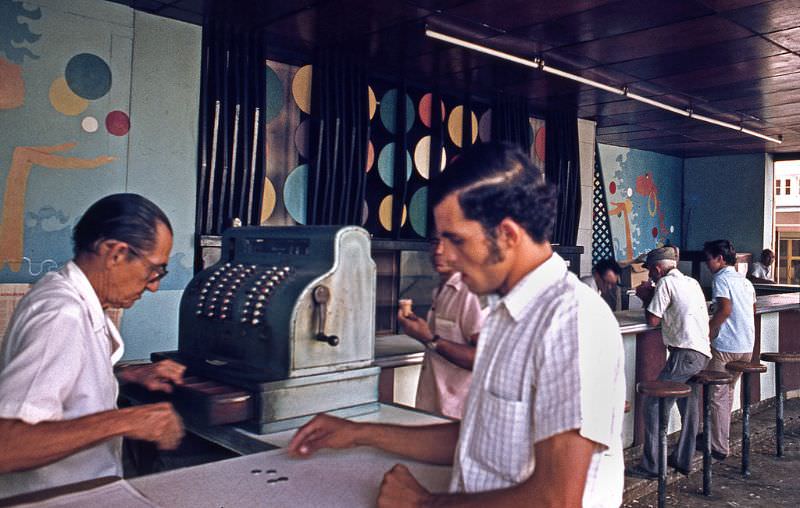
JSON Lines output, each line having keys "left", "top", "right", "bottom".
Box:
{"left": 375, "top": 292, "right": 799, "bottom": 448}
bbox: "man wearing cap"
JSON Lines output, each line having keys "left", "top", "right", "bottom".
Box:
{"left": 627, "top": 246, "right": 710, "bottom": 479}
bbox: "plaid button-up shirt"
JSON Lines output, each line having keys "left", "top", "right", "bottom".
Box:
{"left": 450, "top": 254, "right": 626, "bottom": 507}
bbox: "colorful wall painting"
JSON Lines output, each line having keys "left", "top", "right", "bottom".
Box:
{"left": 0, "top": 0, "right": 119, "bottom": 276}
{"left": 597, "top": 144, "right": 682, "bottom": 262}
{"left": 0, "top": 1, "right": 199, "bottom": 294}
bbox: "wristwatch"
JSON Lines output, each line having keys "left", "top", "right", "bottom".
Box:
{"left": 426, "top": 335, "right": 441, "bottom": 351}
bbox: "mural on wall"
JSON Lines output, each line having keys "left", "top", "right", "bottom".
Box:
{"left": 598, "top": 144, "right": 682, "bottom": 262}
{"left": 0, "top": 0, "right": 125, "bottom": 279}
{"left": 263, "top": 60, "right": 545, "bottom": 240}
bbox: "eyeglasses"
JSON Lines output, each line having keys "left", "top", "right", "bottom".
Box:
{"left": 127, "top": 244, "right": 168, "bottom": 283}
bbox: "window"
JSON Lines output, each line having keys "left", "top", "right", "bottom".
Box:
{"left": 776, "top": 179, "right": 781, "bottom": 195}
{"left": 786, "top": 179, "right": 792, "bottom": 195}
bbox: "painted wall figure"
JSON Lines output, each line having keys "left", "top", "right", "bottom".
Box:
{"left": 0, "top": 143, "right": 114, "bottom": 271}
{"left": 0, "top": 0, "right": 114, "bottom": 272}
{"left": 608, "top": 198, "right": 634, "bottom": 261}
{"left": 598, "top": 145, "right": 682, "bottom": 262}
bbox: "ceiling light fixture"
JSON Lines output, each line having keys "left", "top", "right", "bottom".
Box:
{"left": 425, "top": 27, "right": 782, "bottom": 144}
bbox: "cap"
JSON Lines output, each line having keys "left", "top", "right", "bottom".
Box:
{"left": 643, "top": 246, "right": 678, "bottom": 268}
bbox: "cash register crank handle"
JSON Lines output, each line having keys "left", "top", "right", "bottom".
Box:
{"left": 312, "top": 285, "right": 339, "bottom": 346}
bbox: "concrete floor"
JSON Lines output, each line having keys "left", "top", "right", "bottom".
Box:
{"left": 624, "top": 398, "right": 800, "bottom": 507}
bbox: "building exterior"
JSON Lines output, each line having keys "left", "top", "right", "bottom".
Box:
{"left": 775, "top": 161, "right": 800, "bottom": 284}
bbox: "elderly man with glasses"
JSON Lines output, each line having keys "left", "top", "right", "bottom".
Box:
{"left": 0, "top": 193, "right": 185, "bottom": 498}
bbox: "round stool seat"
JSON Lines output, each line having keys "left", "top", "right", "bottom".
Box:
{"left": 637, "top": 380, "right": 692, "bottom": 398}
{"left": 760, "top": 352, "right": 800, "bottom": 364}
{"left": 726, "top": 361, "right": 767, "bottom": 374}
{"left": 691, "top": 370, "right": 734, "bottom": 385}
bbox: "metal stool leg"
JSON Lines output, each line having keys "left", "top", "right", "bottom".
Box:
{"left": 741, "top": 373, "right": 752, "bottom": 477}
{"left": 702, "top": 385, "right": 712, "bottom": 495}
{"left": 658, "top": 397, "right": 668, "bottom": 508}
{"left": 776, "top": 362, "right": 784, "bottom": 457}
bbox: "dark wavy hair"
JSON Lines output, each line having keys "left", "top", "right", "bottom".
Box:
{"left": 593, "top": 258, "right": 621, "bottom": 276}
{"left": 73, "top": 193, "right": 172, "bottom": 257}
{"left": 703, "top": 239, "right": 736, "bottom": 266}
{"left": 429, "top": 142, "right": 557, "bottom": 243}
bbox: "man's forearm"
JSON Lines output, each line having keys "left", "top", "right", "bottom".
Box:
{"left": 0, "top": 409, "right": 136, "bottom": 474}
{"left": 434, "top": 339, "right": 476, "bottom": 370}
{"left": 356, "top": 421, "right": 460, "bottom": 465}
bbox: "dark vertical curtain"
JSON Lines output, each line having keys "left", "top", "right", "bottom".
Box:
{"left": 491, "top": 94, "right": 532, "bottom": 152}
{"left": 390, "top": 79, "right": 409, "bottom": 238}
{"left": 196, "top": 18, "right": 267, "bottom": 237}
{"left": 544, "top": 109, "right": 581, "bottom": 245}
{"left": 307, "top": 49, "right": 369, "bottom": 225}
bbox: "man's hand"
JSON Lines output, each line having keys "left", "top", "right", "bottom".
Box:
{"left": 117, "top": 359, "right": 186, "bottom": 393}
{"left": 635, "top": 281, "right": 655, "bottom": 305}
{"left": 122, "top": 402, "right": 184, "bottom": 450}
{"left": 378, "top": 464, "right": 432, "bottom": 508}
{"left": 397, "top": 311, "right": 434, "bottom": 343}
{"left": 287, "top": 413, "right": 361, "bottom": 458}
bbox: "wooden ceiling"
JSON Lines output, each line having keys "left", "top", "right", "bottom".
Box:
{"left": 109, "top": 0, "right": 800, "bottom": 158}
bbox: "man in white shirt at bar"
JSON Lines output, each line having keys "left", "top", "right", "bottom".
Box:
{"left": 581, "top": 258, "right": 622, "bottom": 311}
{"left": 748, "top": 248, "right": 774, "bottom": 284}
{"left": 703, "top": 239, "right": 756, "bottom": 459}
{"left": 0, "top": 194, "right": 185, "bottom": 498}
{"left": 397, "top": 235, "right": 484, "bottom": 419}
{"left": 289, "top": 142, "right": 626, "bottom": 507}
{"left": 627, "top": 246, "right": 710, "bottom": 479}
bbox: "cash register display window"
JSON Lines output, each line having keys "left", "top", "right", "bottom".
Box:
{"left": 373, "top": 249, "right": 436, "bottom": 335}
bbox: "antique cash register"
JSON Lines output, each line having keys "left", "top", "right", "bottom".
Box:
{"left": 169, "top": 226, "right": 379, "bottom": 433}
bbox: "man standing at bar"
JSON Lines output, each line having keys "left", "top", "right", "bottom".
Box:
{"left": 397, "top": 235, "right": 484, "bottom": 419}
{"left": 748, "top": 248, "right": 775, "bottom": 284}
{"left": 0, "top": 194, "right": 185, "bottom": 498}
{"left": 289, "top": 143, "right": 626, "bottom": 507}
{"left": 581, "top": 258, "right": 622, "bottom": 311}
{"left": 703, "top": 239, "right": 756, "bottom": 460}
{"left": 627, "top": 247, "right": 711, "bottom": 479}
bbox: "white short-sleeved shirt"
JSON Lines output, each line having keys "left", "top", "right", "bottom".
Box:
{"left": 749, "top": 261, "right": 772, "bottom": 280}
{"left": 416, "top": 272, "right": 484, "bottom": 419}
{"left": 647, "top": 268, "right": 711, "bottom": 357}
{"left": 451, "top": 254, "right": 626, "bottom": 507}
{"left": 712, "top": 266, "right": 756, "bottom": 353}
{"left": 0, "top": 261, "right": 124, "bottom": 498}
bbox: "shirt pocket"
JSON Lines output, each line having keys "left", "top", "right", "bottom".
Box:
{"left": 434, "top": 317, "right": 460, "bottom": 342}
{"left": 470, "top": 389, "right": 532, "bottom": 483}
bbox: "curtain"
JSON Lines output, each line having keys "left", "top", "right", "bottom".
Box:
{"left": 491, "top": 94, "right": 532, "bottom": 152}
{"left": 307, "top": 49, "right": 369, "bottom": 226}
{"left": 196, "top": 19, "right": 267, "bottom": 236}
{"left": 544, "top": 109, "right": 581, "bottom": 245}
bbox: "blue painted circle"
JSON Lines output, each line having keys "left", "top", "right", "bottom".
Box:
{"left": 377, "top": 143, "right": 412, "bottom": 188}
{"left": 283, "top": 164, "right": 308, "bottom": 224}
{"left": 265, "top": 65, "right": 284, "bottom": 123}
{"left": 65, "top": 53, "right": 111, "bottom": 100}
{"left": 409, "top": 187, "right": 428, "bottom": 237}
{"left": 379, "top": 89, "right": 414, "bottom": 134}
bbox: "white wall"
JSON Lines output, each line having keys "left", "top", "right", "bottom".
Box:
{"left": 577, "top": 118, "right": 596, "bottom": 276}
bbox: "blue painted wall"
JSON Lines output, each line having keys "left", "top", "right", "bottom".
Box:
{"left": 683, "top": 153, "right": 770, "bottom": 257}
{"left": 0, "top": 0, "right": 200, "bottom": 359}
{"left": 597, "top": 144, "right": 683, "bottom": 262}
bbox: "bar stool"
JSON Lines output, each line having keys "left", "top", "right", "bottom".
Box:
{"left": 725, "top": 361, "right": 767, "bottom": 477}
{"left": 690, "top": 370, "right": 734, "bottom": 496}
{"left": 759, "top": 352, "right": 800, "bottom": 457}
{"left": 637, "top": 380, "right": 692, "bottom": 508}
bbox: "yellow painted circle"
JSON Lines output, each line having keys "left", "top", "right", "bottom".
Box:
{"left": 49, "top": 77, "right": 89, "bottom": 116}
{"left": 378, "top": 195, "right": 407, "bottom": 231}
{"left": 260, "top": 177, "right": 277, "bottom": 223}
{"left": 292, "top": 65, "right": 313, "bottom": 114}
{"left": 368, "top": 86, "right": 377, "bottom": 120}
{"left": 447, "top": 105, "right": 478, "bottom": 148}
{"left": 413, "top": 136, "right": 446, "bottom": 180}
